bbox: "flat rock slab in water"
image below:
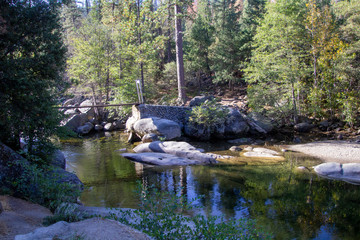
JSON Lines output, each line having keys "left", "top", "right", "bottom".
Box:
{"left": 243, "top": 147, "right": 284, "bottom": 160}
{"left": 122, "top": 152, "right": 214, "bottom": 165}
{"left": 314, "top": 162, "right": 360, "bottom": 184}
{"left": 132, "top": 141, "right": 218, "bottom": 164}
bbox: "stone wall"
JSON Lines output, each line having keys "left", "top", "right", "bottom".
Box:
{"left": 132, "top": 104, "right": 190, "bottom": 127}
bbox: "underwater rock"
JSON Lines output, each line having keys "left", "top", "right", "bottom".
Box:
{"left": 121, "top": 141, "right": 218, "bottom": 165}
{"left": 122, "top": 152, "right": 213, "bottom": 166}
{"left": 243, "top": 147, "right": 284, "bottom": 160}
{"left": 229, "top": 146, "right": 242, "bottom": 152}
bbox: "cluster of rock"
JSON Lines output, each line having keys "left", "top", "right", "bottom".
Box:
{"left": 61, "top": 99, "right": 125, "bottom": 135}
{"left": 293, "top": 118, "right": 351, "bottom": 134}
{"left": 126, "top": 96, "right": 275, "bottom": 142}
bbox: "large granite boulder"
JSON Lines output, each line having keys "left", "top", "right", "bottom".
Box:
{"left": 247, "top": 112, "right": 274, "bottom": 134}
{"left": 78, "top": 99, "right": 95, "bottom": 118}
{"left": 125, "top": 116, "right": 138, "bottom": 131}
{"left": 189, "top": 95, "right": 215, "bottom": 107}
{"left": 184, "top": 108, "right": 249, "bottom": 141}
{"left": 0, "top": 142, "right": 83, "bottom": 200}
{"left": 77, "top": 122, "right": 94, "bottom": 135}
{"left": 224, "top": 108, "right": 249, "bottom": 138}
{"left": 15, "top": 217, "right": 152, "bottom": 240}
{"left": 314, "top": 162, "right": 360, "bottom": 184}
{"left": 184, "top": 123, "right": 211, "bottom": 141}
{"left": 133, "top": 117, "right": 181, "bottom": 141}
{"left": 62, "top": 113, "right": 88, "bottom": 132}
{"left": 104, "top": 122, "right": 114, "bottom": 131}
{"left": 51, "top": 150, "right": 66, "bottom": 169}
{"left": 0, "top": 142, "right": 29, "bottom": 186}
{"left": 294, "top": 122, "right": 314, "bottom": 133}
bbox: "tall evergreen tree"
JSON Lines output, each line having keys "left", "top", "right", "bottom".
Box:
{"left": 185, "top": 0, "right": 214, "bottom": 81}
{"left": 245, "top": 0, "right": 308, "bottom": 121}
{"left": 333, "top": 0, "right": 360, "bottom": 125}
{"left": 0, "top": 0, "right": 66, "bottom": 151}
{"left": 210, "top": 0, "right": 242, "bottom": 90}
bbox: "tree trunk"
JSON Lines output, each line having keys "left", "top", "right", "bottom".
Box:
{"left": 175, "top": 2, "right": 186, "bottom": 104}
{"left": 137, "top": 0, "right": 145, "bottom": 101}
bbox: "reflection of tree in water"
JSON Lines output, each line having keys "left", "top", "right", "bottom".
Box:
{"left": 146, "top": 161, "right": 360, "bottom": 239}
{"left": 68, "top": 135, "right": 360, "bottom": 239}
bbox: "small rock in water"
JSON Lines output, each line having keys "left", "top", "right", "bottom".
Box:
{"left": 115, "top": 148, "right": 127, "bottom": 152}
{"left": 281, "top": 148, "right": 288, "bottom": 152}
{"left": 229, "top": 146, "right": 242, "bottom": 152}
{"left": 296, "top": 166, "right": 310, "bottom": 172}
{"left": 244, "top": 146, "right": 253, "bottom": 151}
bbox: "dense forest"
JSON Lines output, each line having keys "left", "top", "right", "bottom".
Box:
{"left": 1, "top": 0, "right": 360, "bottom": 150}
{"left": 61, "top": 0, "right": 360, "bottom": 126}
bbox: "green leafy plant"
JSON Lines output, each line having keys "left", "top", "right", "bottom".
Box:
{"left": 111, "top": 182, "right": 272, "bottom": 240}
{"left": 43, "top": 203, "right": 88, "bottom": 226}
{"left": 9, "top": 160, "right": 80, "bottom": 211}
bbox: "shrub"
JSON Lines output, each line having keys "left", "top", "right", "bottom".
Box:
{"left": 10, "top": 161, "right": 80, "bottom": 211}
{"left": 188, "top": 99, "right": 229, "bottom": 129}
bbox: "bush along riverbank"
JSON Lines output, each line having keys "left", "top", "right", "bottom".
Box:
{"left": 0, "top": 142, "right": 82, "bottom": 211}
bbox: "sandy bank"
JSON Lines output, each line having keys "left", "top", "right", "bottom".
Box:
{"left": 286, "top": 140, "right": 360, "bottom": 163}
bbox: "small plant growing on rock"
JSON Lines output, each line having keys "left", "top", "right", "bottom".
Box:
{"left": 189, "top": 99, "right": 229, "bottom": 128}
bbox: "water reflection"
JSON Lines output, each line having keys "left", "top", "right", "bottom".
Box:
{"left": 61, "top": 133, "right": 360, "bottom": 239}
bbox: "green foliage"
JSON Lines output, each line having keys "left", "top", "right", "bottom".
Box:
{"left": 43, "top": 203, "right": 88, "bottom": 226}
{"left": 8, "top": 160, "right": 80, "bottom": 211}
{"left": 185, "top": 10, "right": 214, "bottom": 75}
{"left": 245, "top": 0, "right": 308, "bottom": 122}
{"left": 55, "top": 126, "right": 79, "bottom": 140}
{"left": 188, "top": 99, "right": 229, "bottom": 128}
{"left": 245, "top": 0, "right": 360, "bottom": 124}
{"left": 0, "top": 0, "right": 66, "bottom": 151}
{"left": 209, "top": 0, "right": 242, "bottom": 88}
{"left": 112, "top": 183, "right": 272, "bottom": 240}
{"left": 66, "top": 0, "right": 167, "bottom": 104}
{"left": 333, "top": 0, "right": 360, "bottom": 125}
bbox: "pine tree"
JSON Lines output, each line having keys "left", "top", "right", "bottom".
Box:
{"left": 245, "top": 0, "right": 308, "bottom": 122}
{"left": 185, "top": 0, "right": 214, "bottom": 81}
{"left": 333, "top": 0, "right": 360, "bottom": 125}
{"left": 210, "top": 0, "right": 242, "bottom": 90}
{"left": 0, "top": 0, "right": 66, "bottom": 151}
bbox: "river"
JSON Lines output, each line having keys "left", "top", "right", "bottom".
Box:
{"left": 61, "top": 132, "right": 360, "bottom": 239}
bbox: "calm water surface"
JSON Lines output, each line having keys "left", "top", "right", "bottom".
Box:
{"left": 61, "top": 132, "right": 360, "bottom": 240}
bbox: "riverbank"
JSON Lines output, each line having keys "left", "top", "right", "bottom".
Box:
{"left": 286, "top": 140, "right": 360, "bottom": 163}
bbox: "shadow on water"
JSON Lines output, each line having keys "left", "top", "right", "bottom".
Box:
{"left": 61, "top": 132, "right": 360, "bottom": 240}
